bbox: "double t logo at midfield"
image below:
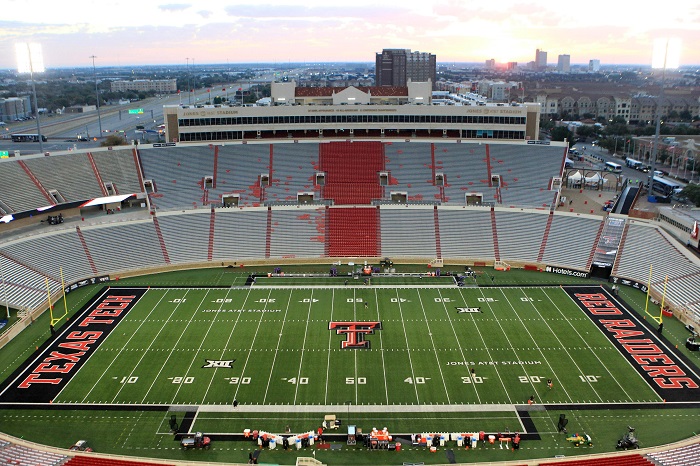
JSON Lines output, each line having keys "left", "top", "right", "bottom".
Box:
{"left": 329, "top": 322, "right": 382, "bottom": 349}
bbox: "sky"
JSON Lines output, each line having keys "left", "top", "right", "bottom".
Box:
{"left": 1, "top": 0, "right": 699, "bottom": 69}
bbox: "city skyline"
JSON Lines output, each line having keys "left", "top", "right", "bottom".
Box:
{"left": 1, "top": 0, "right": 698, "bottom": 69}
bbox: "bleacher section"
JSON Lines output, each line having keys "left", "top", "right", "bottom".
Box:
{"left": 488, "top": 143, "right": 564, "bottom": 208}
{"left": 647, "top": 441, "right": 700, "bottom": 465}
{"left": 79, "top": 220, "right": 166, "bottom": 273}
{"left": 539, "top": 454, "right": 653, "bottom": 466}
{"left": 90, "top": 148, "right": 144, "bottom": 195}
{"left": 211, "top": 209, "right": 268, "bottom": 260}
{"left": 215, "top": 144, "right": 270, "bottom": 207}
{"left": 22, "top": 153, "right": 104, "bottom": 202}
{"left": 0, "top": 443, "right": 68, "bottom": 466}
{"left": 433, "top": 143, "right": 495, "bottom": 204}
{"left": 156, "top": 210, "right": 211, "bottom": 264}
{"left": 380, "top": 207, "right": 437, "bottom": 257}
{"left": 139, "top": 145, "right": 214, "bottom": 209}
{"left": 614, "top": 222, "right": 698, "bottom": 285}
{"left": 437, "top": 208, "right": 495, "bottom": 261}
{"left": 0, "top": 159, "right": 52, "bottom": 213}
{"left": 267, "top": 144, "right": 319, "bottom": 203}
{"left": 540, "top": 214, "right": 603, "bottom": 270}
{"left": 494, "top": 210, "right": 550, "bottom": 263}
{"left": 327, "top": 207, "right": 379, "bottom": 257}
{"left": 0, "top": 254, "right": 61, "bottom": 311}
{"left": 0, "top": 229, "right": 93, "bottom": 284}
{"left": 320, "top": 141, "right": 384, "bottom": 204}
{"left": 65, "top": 456, "right": 172, "bottom": 466}
{"left": 269, "top": 208, "right": 326, "bottom": 258}
{"left": 383, "top": 143, "right": 437, "bottom": 202}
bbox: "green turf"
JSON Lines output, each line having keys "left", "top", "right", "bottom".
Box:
{"left": 1, "top": 266, "right": 699, "bottom": 465}
{"left": 53, "top": 286, "right": 659, "bottom": 406}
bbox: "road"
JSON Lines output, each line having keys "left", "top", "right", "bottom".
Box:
{"left": 0, "top": 87, "right": 232, "bottom": 156}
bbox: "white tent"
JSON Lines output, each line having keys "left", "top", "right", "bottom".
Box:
{"left": 568, "top": 171, "right": 583, "bottom": 182}
{"left": 585, "top": 173, "right": 607, "bottom": 185}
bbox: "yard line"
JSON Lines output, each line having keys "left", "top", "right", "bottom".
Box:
{"left": 323, "top": 289, "right": 335, "bottom": 404}
{"left": 415, "top": 290, "right": 451, "bottom": 403}
{"left": 555, "top": 287, "right": 652, "bottom": 401}
{"left": 506, "top": 288, "right": 589, "bottom": 402}
{"left": 353, "top": 288, "right": 358, "bottom": 404}
{"left": 73, "top": 288, "right": 157, "bottom": 403}
{"left": 201, "top": 286, "right": 254, "bottom": 404}
{"left": 462, "top": 287, "right": 515, "bottom": 404}
{"left": 138, "top": 290, "right": 212, "bottom": 404}
{"left": 436, "top": 289, "right": 481, "bottom": 404}
{"left": 394, "top": 289, "right": 420, "bottom": 404}
{"left": 374, "top": 288, "right": 389, "bottom": 405}
{"left": 262, "top": 290, "right": 295, "bottom": 404}
{"left": 293, "top": 289, "right": 314, "bottom": 405}
{"left": 232, "top": 289, "right": 275, "bottom": 404}
{"left": 170, "top": 288, "right": 238, "bottom": 404}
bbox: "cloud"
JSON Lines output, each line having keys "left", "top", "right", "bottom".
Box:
{"left": 158, "top": 3, "right": 191, "bottom": 12}
{"left": 197, "top": 10, "right": 213, "bottom": 19}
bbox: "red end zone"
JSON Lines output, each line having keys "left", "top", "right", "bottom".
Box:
{"left": 0, "top": 287, "right": 146, "bottom": 404}
{"left": 564, "top": 286, "right": 700, "bottom": 402}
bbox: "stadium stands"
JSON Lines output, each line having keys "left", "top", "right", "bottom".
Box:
{"left": 156, "top": 210, "right": 211, "bottom": 264}
{"left": 437, "top": 208, "right": 496, "bottom": 261}
{"left": 267, "top": 143, "right": 319, "bottom": 203}
{"left": 22, "top": 152, "right": 105, "bottom": 202}
{"left": 64, "top": 456, "right": 173, "bottom": 466}
{"left": 647, "top": 441, "right": 700, "bottom": 465}
{"left": 0, "top": 443, "right": 68, "bottom": 466}
{"left": 327, "top": 207, "right": 379, "bottom": 257}
{"left": 383, "top": 142, "right": 437, "bottom": 202}
{"left": 539, "top": 454, "right": 654, "bottom": 465}
{"left": 380, "top": 206, "right": 437, "bottom": 258}
{"left": 540, "top": 214, "right": 603, "bottom": 270}
{"left": 494, "top": 210, "right": 549, "bottom": 262}
{"left": 320, "top": 141, "right": 384, "bottom": 204}
{"left": 216, "top": 144, "right": 270, "bottom": 207}
{"left": 90, "top": 148, "right": 144, "bottom": 195}
{"left": 0, "top": 158, "right": 53, "bottom": 213}
{"left": 269, "top": 208, "right": 326, "bottom": 258}
{"left": 211, "top": 209, "right": 268, "bottom": 260}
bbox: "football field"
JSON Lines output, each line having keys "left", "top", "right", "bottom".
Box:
{"left": 5, "top": 282, "right": 699, "bottom": 408}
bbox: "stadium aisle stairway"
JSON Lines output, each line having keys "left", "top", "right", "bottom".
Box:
{"left": 320, "top": 141, "right": 384, "bottom": 204}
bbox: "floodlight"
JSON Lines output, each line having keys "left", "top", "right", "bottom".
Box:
{"left": 16, "top": 43, "right": 45, "bottom": 73}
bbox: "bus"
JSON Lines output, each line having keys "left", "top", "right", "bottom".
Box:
{"left": 11, "top": 133, "right": 47, "bottom": 142}
{"left": 625, "top": 158, "right": 644, "bottom": 169}
{"left": 604, "top": 161, "right": 623, "bottom": 173}
{"left": 651, "top": 176, "right": 682, "bottom": 199}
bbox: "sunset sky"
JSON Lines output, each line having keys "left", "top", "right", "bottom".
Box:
{"left": 1, "top": 0, "right": 698, "bottom": 69}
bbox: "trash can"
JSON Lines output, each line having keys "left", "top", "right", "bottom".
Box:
{"left": 440, "top": 435, "right": 445, "bottom": 447}
{"left": 456, "top": 436, "right": 463, "bottom": 447}
{"left": 269, "top": 439, "right": 276, "bottom": 450}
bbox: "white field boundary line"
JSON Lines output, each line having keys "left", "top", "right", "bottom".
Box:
{"left": 293, "top": 289, "right": 314, "bottom": 404}
{"left": 323, "top": 289, "right": 335, "bottom": 404}
{"left": 513, "top": 287, "right": 605, "bottom": 403}
{"left": 467, "top": 287, "right": 516, "bottom": 404}
{"left": 201, "top": 286, "right": 254, "bottom": 404}
{"left": 77, "top": 290, "right": 169, "bottom": 403}
{"left": 498, "top": 288, "right": 576, "bottom": 403}
{"left": 542, "top": 287, "right": 636, "bottom": 402}
{"left": 263, "top": 290, "right": 295, "bottom": 404}
{"left": 169, "top": 288, "right": 236, "bottom": 404}
{"left": 138, "top": 290, "right": 212, "bottom": 404}
{"left": 415, "top": 289, "right": 452, "bottom": 403}
{"left": 374, "top": 288, "right": 390, "bottom": 404}
{"left": 395, "top": 289, "right": 421, "bottom": 404}
{"left": 192, "top": 403, "right": 522, "bottom": 413}
{"left": 436, "top": 289, "right": 482, "bottom": 404}
{"left": 561, "top": 285, "right": 665, "bottom": 402}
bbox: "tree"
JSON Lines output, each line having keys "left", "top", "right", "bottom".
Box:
{"left": 100, "top": 135, "right": 129, "bottom": 147}
{"left": 679, "top": 183, "right": 700, "bottom": 207}
{"left": 551, "top": 126, "right": 574, "bottom": 146}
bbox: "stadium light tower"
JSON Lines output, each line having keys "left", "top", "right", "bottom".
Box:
{"left": 90, "top": 55, "right": 103, "bottom": 137}
{"left": 648, "top": 38, "right": 681, "bottom": 202}
{"left": 15, "top": 42, "right": 45, "bottom": 154}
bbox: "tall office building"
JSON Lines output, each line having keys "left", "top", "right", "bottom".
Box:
{"left": 589, "top": 59, "right": 601, "bottom": 72}
{"left": 485, "top": 58, "right": 496, "bottom": 69}
{"left": 376, "top": 49, "right": 436, "bottom": 88}
{"left": 557, "top": 54, "right": 570, "bottom": 73}
{"left": 535, "top": 49, "right": 548, "bottom": 70}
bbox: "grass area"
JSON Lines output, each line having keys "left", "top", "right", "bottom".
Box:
{"left": 0, "top": 265, "right": 698, "bottom": 465}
